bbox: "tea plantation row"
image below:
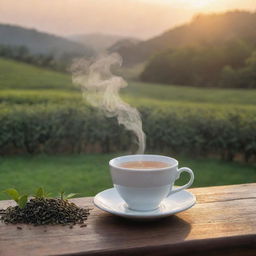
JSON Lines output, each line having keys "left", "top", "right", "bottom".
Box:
{"left": 1, "top": 101, "right": 255, "bottom": 162}
{"left": 1, "top": 59, "right": 256, "bottom": 161}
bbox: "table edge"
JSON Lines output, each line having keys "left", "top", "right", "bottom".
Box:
{"left": 51, "top": 234, "right": 256, "bottom": 256}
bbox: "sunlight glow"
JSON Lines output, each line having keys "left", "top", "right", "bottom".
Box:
{"left": 189, "top": 0, "right": 215, "bottom": 8}
{"left": 169, "top": 0, "right": 216, "bottom": 10}
{"left": 1, "top": 0, "right": 255, "bottom": 38}
{"left": 146, "top": 0, "right": 216, "bottom": 10}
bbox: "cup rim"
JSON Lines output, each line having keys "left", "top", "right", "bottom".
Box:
{"left": 109, "top": 154, "right": 178, "bottom": 172}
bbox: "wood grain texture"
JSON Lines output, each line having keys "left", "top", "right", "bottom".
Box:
{"left": 0, "top": 183, "right": 255, "bottom": 256}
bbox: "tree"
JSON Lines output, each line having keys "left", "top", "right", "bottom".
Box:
{"left": 141, "top": 39, "right": 255, "bottom": 88}
{"left": 219, "top": 51, "right": 256, "bottom": 88}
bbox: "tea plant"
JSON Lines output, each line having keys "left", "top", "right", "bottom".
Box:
{"left": 0, "top": 187, "right": 90, "bottom": 225}
{"left": 0, "top": 102, "right": 256, "bottom": 161}
{"left": 59, "top": 191, "right": 77, "bottom": 201}
{"left": 34, "top": 187, "right": 51, "bottom": 199}
{"left": 4, "top": 189, "right": 28, "bottom": 209}
{"left": 3, "top": 187, "right": 78, "bottom": 208}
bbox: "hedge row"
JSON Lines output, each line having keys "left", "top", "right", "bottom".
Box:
{"left": 0, "top": 90, "right": 80, "bottom": 105}
{"left": 1, "top": 103, "right": 256, "bottom": 162}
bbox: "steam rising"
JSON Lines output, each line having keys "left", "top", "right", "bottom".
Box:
{"left": 71, "top": 53, "right": 145, "bottom": 154}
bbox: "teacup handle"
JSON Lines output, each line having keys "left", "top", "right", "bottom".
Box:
{"left": 167, "top": 167, "right": 194, "bottom": 197}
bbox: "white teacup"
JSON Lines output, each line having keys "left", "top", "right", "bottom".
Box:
{"left": 109, "top": 154, "right": 194, "bottom": 211}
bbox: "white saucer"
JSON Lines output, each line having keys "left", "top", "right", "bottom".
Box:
{"left": 94, "top": 188, "right": 196, "bottom": 220}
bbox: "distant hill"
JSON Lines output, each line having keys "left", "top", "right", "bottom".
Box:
{"left": 69, "top": 33, "right": 139, "bottom": 52}
{"left": 0, "top": 24, "right": 94, "bottom": 58}
{"left": 108, "top": 38, "right": 140, "bottom": 52}
{"left": 111, "top": 11, "right": 256, "bottom": 66}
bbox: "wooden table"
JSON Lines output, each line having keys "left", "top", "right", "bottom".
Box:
{"left": 0, "top": 183, "right": 255, "bottom": 256}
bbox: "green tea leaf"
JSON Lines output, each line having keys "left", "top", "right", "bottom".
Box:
{"left": 4, "top": 188, "right": 20, "bottom": 202}
{"left": 18, "top": 195, "right": 28, "bottom": 209}
{"left": 35, "top": 187, "right": 44, "bottom": 198}
{"left": 60, "top": 191, "right": 64, "bottom": 200}
{"left": 45, "top": 192, "right": 52, "bottom": 197}
{"left": 65, "top": 193, "right": 77, "bottom": 200}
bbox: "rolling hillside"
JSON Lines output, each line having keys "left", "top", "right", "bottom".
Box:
{"left": 0, "top": 58, "right": 72, "bottom": 90}
{"left": 112, "top": 11, "right": 256, "bottom": 65}
{"left": 0, "top": 58, "right": 255, "bottom": 161}
{"left": 1, "top": 58, "right": 256, "bottom": 107}
{"left": 0, "top": 24, "right": 94, "bottom": 58}
{"left": 69, "top": 33, "right": 139, "bottom": 52}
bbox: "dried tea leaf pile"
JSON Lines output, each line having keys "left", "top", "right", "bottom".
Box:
{"left": 0, "top": 198, "right": 90, "bottom": 225}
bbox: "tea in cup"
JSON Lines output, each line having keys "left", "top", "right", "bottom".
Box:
{"left": 109, "top": 154, "right": 194, "bottom": 211}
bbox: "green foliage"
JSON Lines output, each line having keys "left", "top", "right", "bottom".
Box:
{"left": 0, "top": 154, "right": 255, "bottom": 201}
{"left": 0, "top": 90, "right": 81, "bottom": 104}
{"left": 114, "top": 11, "right": 256, "bottom": 66}
{"left": 0, "top": 102, "right": 255, "bottom": 161}
{"left": 220, "top": 50, "right": 256, "bottom": 88}
{"left": 3, "top": 187, "right": 77, "bottom": 207}
{"left": 125, "top": 81, "right": 256, "bottom": 106}
{"left": 34, "top": 187, "right": 51, "bottom": 198}
{"left": 4, "top": 188, "right": 28, "bottom": 208}
{"left": 35, "top": 187, "right": 44, "bottom": 198}
{"left": 18, "top": 195, "right": 29, "bottom": 209}
{"left": 1, "top": 56, "right": 256, "bottom": 105}
{"left": 4, "top": 188, "right": 19, "bottom": 202}
{"left": 59, "top": 191, "right": 77, "bottom": 200}
{"left": 0, "top": 58, "right": 73, "bottom": 90}
{"left": 141, "top": 40, "right": 256, "bottom": 88}
{"left": 0, "top": 45, "right": 65, "bottom": 71}
{"left": 0, "top": 58, "right": 255, "bottom": 161}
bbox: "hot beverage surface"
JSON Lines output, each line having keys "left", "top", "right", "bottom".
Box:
{"left": 119, "top": 161, "right": 169, "bottom": 169}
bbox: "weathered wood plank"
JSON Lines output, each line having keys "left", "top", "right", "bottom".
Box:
{"left": 0, "top": 183, "right": 255, "bottom": 256}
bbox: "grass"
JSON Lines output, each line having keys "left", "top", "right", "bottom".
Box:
{"left": 125, "top": 81, "right": 256, "bottom": 106}
{"left": 0, "top": 58, "right": 255, "bottom": 196}
{"left": 2, "top": 90, "right": 256, "bottom": 116}
{"left": 0, "top": 58, "right": 72, "bottom": 90}
{"left": 0, "top": 89, "right": 81, "bottom": 104}
{"left": 1, "top": 58, "right": 256, "bottom": 107}
{"left": 0, "top": 154, "right": 255, "bottom": 200}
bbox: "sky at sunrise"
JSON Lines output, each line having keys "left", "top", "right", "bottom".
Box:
{"left": 0, "top": 0, "right": 255, "bottom": 39}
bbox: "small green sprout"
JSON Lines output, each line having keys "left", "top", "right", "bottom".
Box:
{"left": 3, "top": 187, "right": 78, "bottom": 208}
{"left": 59, "top": 191, "right": 77, "bottom": 201}
{"left": 34, "top": 187, "right": 51, "bottom": 199}
{"left": 4, "top": 188, "right": 28, "bottom": 209}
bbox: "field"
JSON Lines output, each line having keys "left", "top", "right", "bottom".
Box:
{"left": 0, "top": 154, "right": 255, "bottom": 200}
{"left": 0, "top": 58, "right": 72, "bottom": 90}
{"left": 0, "top": 58, "right": 255, "bottom": 196}
{"left": 1, "top": 58, "right": 256, "bottom": 106}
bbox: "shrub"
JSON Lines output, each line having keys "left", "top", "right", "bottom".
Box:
{"left": 0, "top": 102, "right": 255, "bottom": 162}
{"left": 219, "top": 51, "right": 256, "bottom": 88}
